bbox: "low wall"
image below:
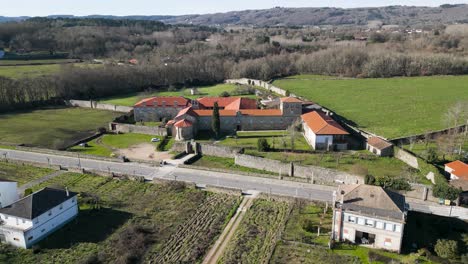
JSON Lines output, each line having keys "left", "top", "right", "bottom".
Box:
{"left": 391, "top": 124, "right": 468, "bottom": 146}
{"left": 226, "top": 78, "right": 288, "bottom": 96}
{"left": 66, "top": 100, "right": 133, "bottom": 113}
{"left": 397, "top": 184, "right": 438, "bottom": 203}
{"left": 394, "top": 147, "right": 419, "bottom": 169}
{"left": 109, "top": 123, "right": 168, "bottom": 136}
{"left": 14, "top": 146, "right": 124, "bottom": 163}
{"left": 234, "top": 154, "right": 363, "bottom": 185}
{"left": 198, "top": 143, "right": 243, "bottom": 158}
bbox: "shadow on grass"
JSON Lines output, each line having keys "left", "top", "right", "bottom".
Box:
{"left": 402, "top": 211, "right": 468, "bottom": 254}
{"left": 38, "top": 208, "right": 132, "bottom": 249}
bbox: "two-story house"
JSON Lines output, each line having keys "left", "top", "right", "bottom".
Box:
{"left": 0, "top": 187, "right": 78, "bottom": 248}
{"left": 332, "top": 184, "right": 407, "bottom": 253}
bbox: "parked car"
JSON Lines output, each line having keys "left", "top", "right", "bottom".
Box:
{"left": 151, "top": 138, "right": 160, "bottom": 142}
{"left": 79, "top": 143, "right": 89, "bottom": 147}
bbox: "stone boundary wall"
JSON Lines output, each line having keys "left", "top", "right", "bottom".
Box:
{"left": 391, "top": 124, "right": 468, "bottom": 146}
{"left": 394, "top": 147, "right": 419, "bottom": 169}
{"left": 66, "top": 100, "right": 133, "bottom": 113}
{"left": 109, "top": 123, "right": 167, "bottom": 136}
{"left": 398, "top": 184, "right": 438, "bottom": 203}
{"left": 198, "top": 143, "right": 243, "bottom": 158}
{"left": 14, "top": 146, "right": 124, "bottom": 163}
{"left": 234, "top": 154, "right": 363, "bottom": 185}
{"left": 226, "top": 78, "right": 288, "bottom": 96}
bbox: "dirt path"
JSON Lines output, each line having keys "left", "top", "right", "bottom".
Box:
{"left": 202, "top": 196, "right": 255, "bottom": 264}
{"left": 118, "top": 143, "right": 172, "bottom": 161}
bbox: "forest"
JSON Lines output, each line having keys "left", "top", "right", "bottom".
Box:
{"left": 0, "top": 17, "right": 468, "bottom": 111}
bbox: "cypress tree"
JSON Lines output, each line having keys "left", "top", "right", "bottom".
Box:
{"left": 212, "top": 102, "right": 220, "bottom": 138}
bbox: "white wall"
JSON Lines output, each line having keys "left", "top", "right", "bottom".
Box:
{"left": 0, "top": 182, "right": 19, "bottom": 208}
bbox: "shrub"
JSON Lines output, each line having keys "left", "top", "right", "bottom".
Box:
{"left": 24, "top": 188, "right": 33, "bottom": 196}
{"left": 364, "top": 174, "right": 376, "bottom": 185}
{"left": 424, "top": 147, "right": 438, "bottom": 163}
{"left": 257, "top": 138, "right": 270, "bottom": 152}
{"left": 433, "top": 183, "right": 462, "bottom": 201}
{"left": 434, "top": 239, "right": 459, "bottom": 259}
{"left": 97, "top": 127, "right": 107, "bottom": 134}
{"left": 219, "top": 91, "right": 230, "bottom": 97}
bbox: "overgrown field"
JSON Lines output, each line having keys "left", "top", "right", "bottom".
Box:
{"left": 0, "top": 63, "right": 99, "bottom": 79}
{"left": 0, "top": 161, "right": 55, "bottom": 185}
{"left": 0, "top": 107, "right": 120, "bottom": 149}
{"left": 0, "top": 173, "right": 240, "bottom": 263}
{"left": 220, "top": 198, "right": 291, "bottom": 263}
{"left": 99, "top": 83, "right": 255, "bottom": 106}
{"left": 273, "top": 75, "right": 468, "bottom": 139}
{"left": 219, "top": 131, "right": 311, "bottom": 152}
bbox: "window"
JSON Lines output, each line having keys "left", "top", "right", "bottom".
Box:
{"left": 365, "top": 219, "right": 374, "bottom": 227}
{"left": 34, "top": 218, "right": 39, "bottom": 224}
{"left": 376, "top": 221, "right": 384, "bottom": 229}
{"left": 13, "top": 238, "right": 19, "bottom": 241}
{"left": 28, "top": 236, "right": 33, "bottom": 241}
{"left": 59, "top": 204, "right": 63, "bottom": 210}
{"left": 72, "top": 197, "right": 76, "bottom": 203}
{"left": 385, "top": 223, "right": 394, "bottom": 231}
{"left": 41, "top": 229, "right": 45, "bottom": 233}
{"left": 48, "top": 210, "right": 52, "bottom": 216}
{"left": 395, "top": 225, "right": 402, "bottom": 233}
{"left": 384, "top": 238, "right": 392, "bottom": 247}
{"left": 357, "top": 218, "right": 365, "bottom": 225}
{"left": 348, "top": 216, "right": 356, "bottom": 223}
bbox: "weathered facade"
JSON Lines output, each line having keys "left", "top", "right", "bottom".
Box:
{"left": 366, "top": 137, "right": 394, "bottom": 157}
{"left": 332, "top": 184, "right": 406, "bottom": 253}
{"left": 133, "top": 96, "right": 191, "bottom": 122}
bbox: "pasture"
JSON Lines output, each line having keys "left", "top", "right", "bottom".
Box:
{"left": 0, "top": 107, "right": 120, "bottom": 149}
{"left": 99, "top": 83, "right": 255, "bottom": 106}
{"left": 0, "top": 62, "right": 98, "bottom": 79}
{"left": 0, "top": 172, "right": 240, "bottom": 263}
{"left": 273, "top": 75, "right": 468, "bottom": 139}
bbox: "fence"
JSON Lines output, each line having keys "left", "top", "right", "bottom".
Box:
{"left": 66, "top": 100, "right": 133, "bottom": 113}
{"left": 109, "top": 123, "right": 168, "bottom": 136}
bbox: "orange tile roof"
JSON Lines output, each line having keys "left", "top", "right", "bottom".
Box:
{"left": 280, "top": 97, "right": 303, "bottom": 103}
{"left": 446, "top": 160, "right": 468, "bottom": 180}
{"left": 301, "top": 111, "right": 349, "bottom": 135}
{"left": 193, "top": 110, "right": 238, "bottom": 117}
{"left": 367, "top": 137, "right": 393, "bottom": 150}
{"left": 196, "top": 97, "right": 239, "bottom": 108}
{"left": 175, "top": 106, "right": 197, "bottom": 118}
{"left": 224, "top": 98, "right": 258, "bottom": 110}
{"left": 134, "top": 96, "right": 190, "bottom": 108}
{"left": 240, "top": 109, "right": 283, "bottom": 116}
{"left": 174, "top": 119, "right": 193, "bottom": 128}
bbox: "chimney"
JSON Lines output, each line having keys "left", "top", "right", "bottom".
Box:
{"left": 65, "top": 187, "right": 69, "bottom": 197}
{"left": 340, "top": 190, "right": 345, "bottom": 204}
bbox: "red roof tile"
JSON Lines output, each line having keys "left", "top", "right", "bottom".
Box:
{"left": 446, "top": 160, "right": 468, "bottom": 180}
{"left": 193, "top": 110, "right": 238, "bottom": 116}
{"left": 301, "top": 111, "right": 349, "bottom": 135}
{"left": 280, "top": 97, "right": 303, "bottom": 103}
{"left": 224, "top": 98, "right": 258, "bottom": 110}
{"left": 134, "top": 96, "right": 190, "bottom": 108}
{"left": 174, "top": 119, "right": 193, "bottom": 128}
{"left": 175, "top": 107, "right": 198, "bottom": 118}
{"left": 196, "top": 97, "right": 239, "bottom": 108}
{"left": 367, "top": 137, "right": 393, "bottom": 150}
{"left": 240, "top": 109, "right": 283, "bottom": 116}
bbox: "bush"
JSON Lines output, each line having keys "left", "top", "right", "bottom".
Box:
{"left": 257, "top": 138, "right": 270, "bottom": 152}
{"left": 364, "top": 174, "right": 376, "bottom": 185}
{"left": 219, "top": 91, "right": 230, "bottom": 97}
{"left": 374, "top": 175, "right": 411, "bottom": 191}
{"left": 434, "top": 239, "right": 459, "bottom": 259}
{"left": 433, "top": 183, "right": 462, "bottom": 201}
{"left": 24, "top": 188, "right": 33, "bottom": 196}
{"left": 424, "top": 147, "right": 438, "bottom": 163}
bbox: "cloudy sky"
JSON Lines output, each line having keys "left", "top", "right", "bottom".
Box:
{"left": 1, "top": 0, "right": 466, "bottom": 16}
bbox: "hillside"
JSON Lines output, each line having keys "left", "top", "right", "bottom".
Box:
{"left": 1, "top": 4, "right": 468, "bottom": 27}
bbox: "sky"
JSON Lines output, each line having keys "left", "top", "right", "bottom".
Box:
{"left": 1, "top": 0, "right": 467, "bottom": 17}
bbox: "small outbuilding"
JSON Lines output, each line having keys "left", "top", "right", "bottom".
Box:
{"left": 366, "top": 137, "right": 393, "bottom": 157}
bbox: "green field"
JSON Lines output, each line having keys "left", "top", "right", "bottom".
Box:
{"left": 0, "top": 107, "right": 120, "bottom": 149}
{"left": 0, "top": 172, "right": 239, "bottom": 263}
{"left": 0, "top": 63, "right": 98, "bottom": 79}
{"left": 190, "top": 155, "right": 278, "bottom": 176}
{"left": 0, "top": 59, "right": 78, "bottom": 66}
{"left": 99, "top": 83, "right": 256, "bottom": 106}
{"left": 273, "top": 75, "right": 468, "bottom": 139}
{"left": 69, "top": 133, "right": 164, "bottom": 157}
{"left": 0, "top": 161, "right": 55, "bottom": 185}
{"left": 219, "top": 131, "right": 311, "bottom": 151}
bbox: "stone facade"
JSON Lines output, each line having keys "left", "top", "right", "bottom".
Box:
{"left": 134, "top": 106, "right": 186, "bottom": 122}
{"left": 109, "top": 123, "right": 168, "bottom": 136}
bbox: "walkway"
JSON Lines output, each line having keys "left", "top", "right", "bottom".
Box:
{"left": 203, "top": 195, "right": 255, "bottom": 264}
{"left": 18, "top": 170, "right": 67, "bottom": 194}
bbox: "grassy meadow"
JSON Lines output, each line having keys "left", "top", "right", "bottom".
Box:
{"left": 99, "top": 83, "right": 256, "bottom": 106}
{"left": 273, "top": 75, "right": 468, "bottom": 139}
{"left": 0, "top": 107, "right": 120, "bottom": 149}
{"left": 0, "top": 62, "right": 99, "bottom": 79}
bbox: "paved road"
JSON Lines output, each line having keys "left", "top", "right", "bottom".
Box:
{"left": 1, "top": 148, "right": 467, "bottom": 220}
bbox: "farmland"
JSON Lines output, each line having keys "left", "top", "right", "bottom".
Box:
{"left": 273, "top": 75, "right": 468, "bottom": 139}
{"left": 0, "top": 172, "right": 240, "bottom": 263}
{"left": 99, "top": 83, "right": 255, "bottom": 106}
{"left": 0, "top": 161, "right": 55, "bottom": 185}
{"left": 0, "top": 64, "right": 63, "bottom": 79}
{"left": 0, "top": 107, "right": 120, "bottom": 149}
{"left": 220, "top": 198, "right": 291, "bottom": 263}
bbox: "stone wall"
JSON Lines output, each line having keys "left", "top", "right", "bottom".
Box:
{"left": 198, "top": 143, "right": 243, "bottom": 158}
{"left": 394, "top": 147, "right": 419, "bottom": 169}
{"left": 66, "top": 100, "right": 133, "bottom": 113}
{"left": 109, "top": 123, "right": 168, "bottom": 136}
{"left": 397, "top": 184, "right": 438, "bottom": 203}
{"left": 225, "top": 78, "right": 288, "bottom": 96}
{"left": 391, "top": 124, "right": 468, "bottom": 146}
{"left": 234, "top": 154, "right": 363, "bottom": 185}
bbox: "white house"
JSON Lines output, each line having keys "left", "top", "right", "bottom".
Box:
{"left": 0, "top": 187, "right": 78, "bottom": 248}
{"left": 0, "top": 179, "right": 19, "bottom": 208}
{"left": 332, "top": 184, "right": 407, "bottom": 253}
{"left": 445, "top": 160, "right": 468, "bottom": 181}
{"left": 301, "top": 111, "right": 349, "bottom": 150}
{"left": 366, "top": 137, "right": 394, "bottom": 157}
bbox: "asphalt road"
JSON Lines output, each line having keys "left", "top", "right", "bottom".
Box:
{"left": 1, "top": 148, "right": 467, "bottom": 220}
